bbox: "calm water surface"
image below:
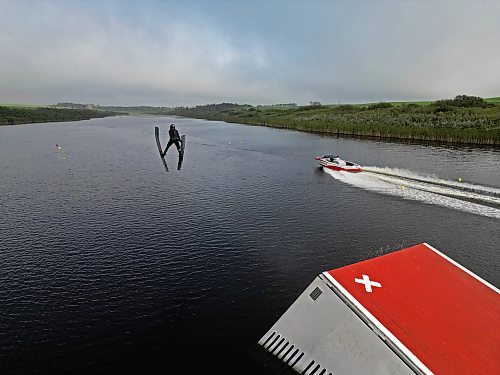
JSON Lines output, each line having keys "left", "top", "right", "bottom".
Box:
{"left": 1, "top": 116, "right": 499, "bottom": 373}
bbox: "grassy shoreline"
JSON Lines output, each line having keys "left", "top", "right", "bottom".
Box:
{"left": 167, "top": 97, "right": 500, "bottom": 146}
{"left": 3, "top": 96, "right": 499, "bottom": 145}
{"left": 0, "top": 105, "right": 120, "bottom": 126}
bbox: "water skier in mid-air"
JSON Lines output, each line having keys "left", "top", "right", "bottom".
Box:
{"left": 162, "top": 124, "right": 182, "bottom": 157}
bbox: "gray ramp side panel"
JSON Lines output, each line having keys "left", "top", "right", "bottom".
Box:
{"left": 259, "top": 276, "right": 414, "bottom": 375}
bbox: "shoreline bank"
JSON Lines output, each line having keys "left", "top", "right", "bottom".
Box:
{"left": 227, "top": 119, "right": 500, "bottom": 146}
{"left": 0, "top": 106, "right": 121, "bottom": 126}
{"left": 167, "top": 98, "right": 500, "bottom": 146}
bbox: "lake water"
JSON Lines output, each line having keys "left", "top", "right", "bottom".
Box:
{"left": 1, "top": 116, "right": 499, "bottom": 373}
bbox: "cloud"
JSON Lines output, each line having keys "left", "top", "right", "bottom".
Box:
{"left": 0, "top": 1, "right": 278, "bottom": 105}
{"left": 0, "top": 0, "right": 499, "bottom": 106}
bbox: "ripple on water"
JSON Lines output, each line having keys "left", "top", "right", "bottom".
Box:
{"left": 0, "top": 117, "right": 499, "bottom": 372}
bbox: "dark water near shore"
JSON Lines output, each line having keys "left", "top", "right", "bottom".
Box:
{"left": 1, "top": 116, "right": 499, "bottom": 373}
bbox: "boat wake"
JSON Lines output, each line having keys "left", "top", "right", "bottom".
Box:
{"left": 323, "top": 166, "right": 500, "bottom": 219}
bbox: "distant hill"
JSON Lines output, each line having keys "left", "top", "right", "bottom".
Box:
{"left": 53, "top": 102, "right": 172, "bottom": 114}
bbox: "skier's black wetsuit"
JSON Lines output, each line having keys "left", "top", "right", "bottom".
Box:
{"left": 164, "top": 124, "right": 181, "bottom": 155}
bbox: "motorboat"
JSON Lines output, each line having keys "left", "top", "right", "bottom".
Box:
{"left": 315, "top": 154, "right": 362, "bottom": 172}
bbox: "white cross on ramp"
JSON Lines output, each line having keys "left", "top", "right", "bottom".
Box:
{"left": 355, "top": 274, "right": 382, "bottom": 293}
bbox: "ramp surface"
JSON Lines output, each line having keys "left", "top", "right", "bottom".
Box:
{"left": 259, "top": 243, "right": 500, "bottom": 374}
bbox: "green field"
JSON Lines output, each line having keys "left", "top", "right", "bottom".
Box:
{"left": 485, "top": 97, "right": 500, "bottom": 105}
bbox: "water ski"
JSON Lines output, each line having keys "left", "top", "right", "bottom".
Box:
{"left": 155, "top": 126, "right": 163, "bottom": 157}
{"left": 177, "top": 135, "right": 186, "bottom": 170}
{"left": 180, "top": 134, "right": 186, "bottom": 156}
{"left": 154, "top": 126, "right": 169, "bottom": 172}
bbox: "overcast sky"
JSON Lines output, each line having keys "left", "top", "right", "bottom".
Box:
{"left": 1, "top": 0, "right": 499, "bottom": 106}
